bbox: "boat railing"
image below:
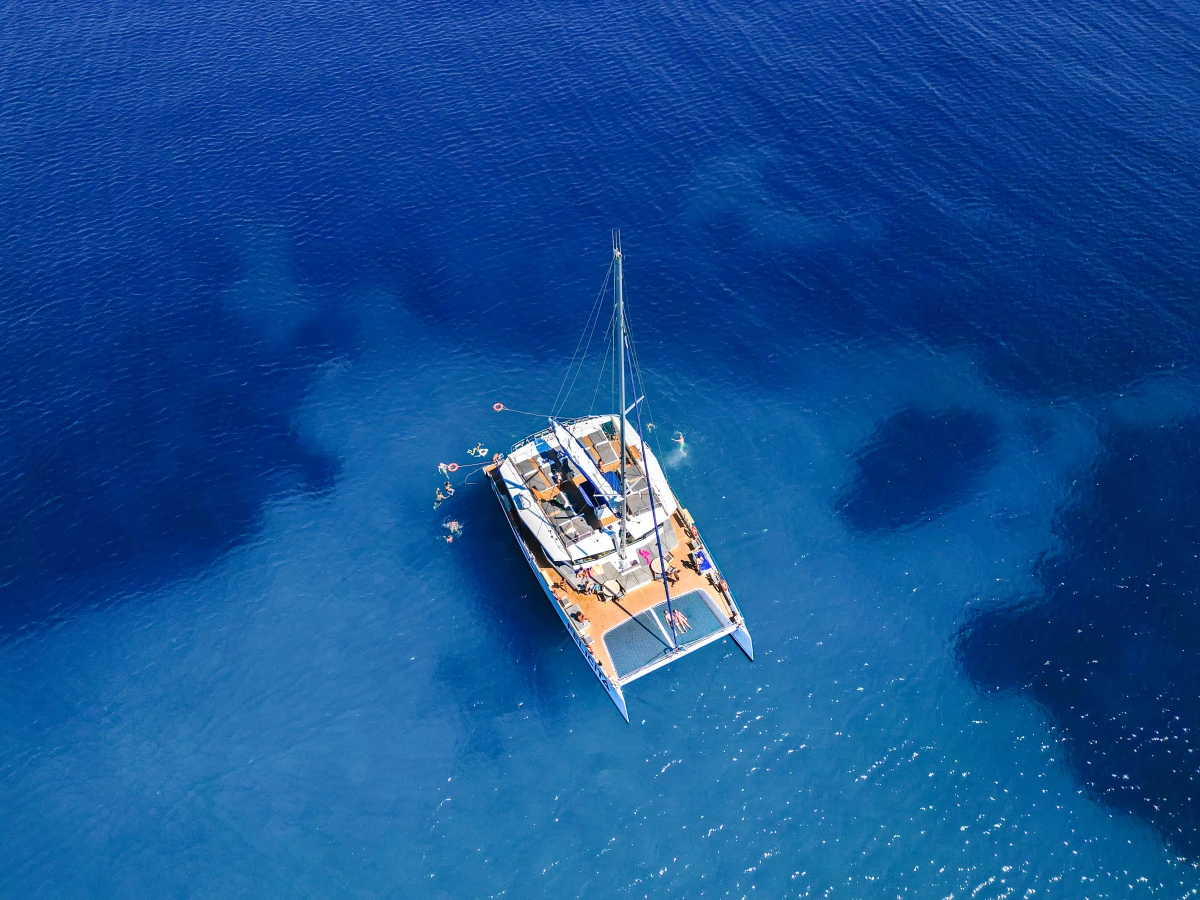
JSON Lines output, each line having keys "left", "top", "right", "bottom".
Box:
{"left": 509, "top": 415, "right": 598, "bottom": 453}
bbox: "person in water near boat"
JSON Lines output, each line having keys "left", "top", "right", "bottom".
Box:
{"left": 443, "top": 480, "right": 455, "bottom": 497}
{"left": 671, "top": 431, "right": 687, "bottom": 457}
{"left": 445, "top": 519, "right": 463, "bottom": 537}
{"left": 434, "top": 488, "right": 446, "bottom": 509}
{"left": 467, "top": 442, "right": 488, "bottom": 458}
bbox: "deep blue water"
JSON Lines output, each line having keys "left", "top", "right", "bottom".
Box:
{"left": 3, "top": 0, "right": 1200, "bottom": 896}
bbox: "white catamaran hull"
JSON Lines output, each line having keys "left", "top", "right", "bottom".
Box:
{"left": 488, "top": 470, "right": 630, "bottom": 721}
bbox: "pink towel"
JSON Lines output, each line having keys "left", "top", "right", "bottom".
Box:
{"left": 638, "top": 548, "right": 652, "bottom": 566}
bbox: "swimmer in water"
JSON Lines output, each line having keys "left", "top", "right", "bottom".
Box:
{"left": 434, "top": 488, "right": 446, "bottom": 509}
{"left": 444, "top": 519, "right": 463, "bottom": 537}
{"left": 443, "top": 480, "right": 455, "bottom": 497}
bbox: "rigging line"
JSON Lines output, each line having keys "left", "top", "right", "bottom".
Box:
{"left": 551, "top": 262, "right": 613, "bottom": 417}
{"left": 633, "top": 361, "right": 678, "bottom": 650}
{"left": 552, "top": 261, "right": 611, "bottom": 416}
{"left": 588, "top": 309, "right": 617, "bottom": 414}
{"left": 559, "top": 297, "right": 613, "bottom": 418}
{"left": 495, "top": 404, "right": 557, "bottom": 418}
{"left": 622, "top": 278, "right": 669, "bottom": 465}
{"left": 622, "top": 301, "right": 669, "bottom": 465}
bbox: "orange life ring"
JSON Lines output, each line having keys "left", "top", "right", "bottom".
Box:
{"left": 689, "top": 524, "right": 699, "bottom": 539}
{"left": 447, "top": 462, "right": 459, "bottom": 473}
{"left": 719, "top": 579, "right": 728, "bottom": 593}
{"left": 493, "top": 402, "right": 505, "bottom": 412}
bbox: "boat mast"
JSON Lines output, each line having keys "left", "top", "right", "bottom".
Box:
{"left": 614, "top": 230, "right": 627, "bottom": 560}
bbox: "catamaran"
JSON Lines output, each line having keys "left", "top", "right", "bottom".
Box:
{"left": 484, "top": 232, "right": 753, "bottom": 720}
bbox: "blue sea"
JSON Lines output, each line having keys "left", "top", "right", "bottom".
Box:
{"left": 3, "top": 0, "right": 1200, "bottom": 896}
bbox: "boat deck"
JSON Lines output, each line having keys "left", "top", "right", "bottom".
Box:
{"left": 489, "top": 462, "right": 741, "bottom": 685}
{"left": 554, "top": 513, "right": 737, "bottom": 682}
{"left": 511, "top": 422, "right": 650, "bottom": 554}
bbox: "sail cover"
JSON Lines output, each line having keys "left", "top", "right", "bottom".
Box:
{"left": 551, "top": 419, "right": 620, "bottom": 509}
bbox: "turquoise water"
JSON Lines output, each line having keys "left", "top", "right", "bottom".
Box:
{"left": 3, "top": 0, "right": 1200, "bottom": 896}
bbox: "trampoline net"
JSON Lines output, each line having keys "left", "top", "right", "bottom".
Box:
{"left": 603, "top": 589, "right": 728, "bottom": 680}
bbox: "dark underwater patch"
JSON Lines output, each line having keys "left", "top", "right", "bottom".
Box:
{"left": 837, "top": 408, "right": 998, "bottom": 532}
{"left": 0, "top": 269, "right": 353, "bottom": 633}
{"left": 956, "top": 419, "right": 1200, "bottom": 857}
